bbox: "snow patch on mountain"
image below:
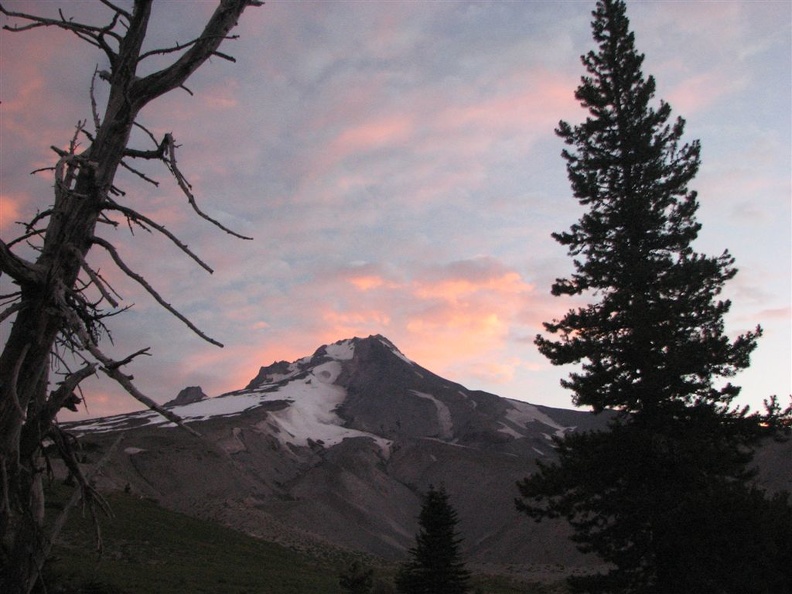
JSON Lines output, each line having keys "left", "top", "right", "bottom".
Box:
{"left": 69, "top": 390, "right": 272, "bottom": 433}
{"left": 410, "top": 390, "right": 453, "bottom": 439}
{"left": 501, "top": 400, "right": 569, "bottom": 438}
{"left": 68, "top": 336, "right": 577, "bottom": 457}
{"left": 173, "top": 392, "right": 267, "bottom": 420}
{"left": 382, "top": 338, "right": 414, "bottom": 365}
{"left": 324, "top": 340, "right": 355, "bottom": 360}
{"left": 72, "top": 358, "right": 391, "bottom": 452}
{"left": 263, "top": 363, "right": 391, "bottom": 451}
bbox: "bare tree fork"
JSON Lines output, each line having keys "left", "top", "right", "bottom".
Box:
{"left": 0, "top": 2, "right": 262, "bottom": 591}
{"left": 0, "top": 303, "right": 23, "bottom": 326}
{"left": 32, "top": 432, "right": 123, "bottom": 594}
{"left": 60, "top": 305, "right": 202, "bottom": 437}
{"left": 70, "top": 247, "right": 121, "bottom": 308}
{"left": 0, "top": 240, "right": 42, "bottom": 285}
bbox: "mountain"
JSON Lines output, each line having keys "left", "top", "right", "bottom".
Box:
{"left": 64, "top": 335, "right": 790, "bottom": 580}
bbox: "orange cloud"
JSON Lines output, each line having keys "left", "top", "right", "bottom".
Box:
{"left": 321, "top": 309, "right": 393, "bottom": 341}
{"left": 0, "top": 194, "right": 22, "bottom": 231}
{"left": 298, "top": 258, "right": 548, "bottom": 384}
{"left": 414, "top": 271, "right": 531, "bottom": 302}
{"left": 350, "top": 274, "right": 389, "bottom": 291}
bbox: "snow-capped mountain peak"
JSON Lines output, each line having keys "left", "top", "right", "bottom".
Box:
{"left": 67, "top": 335, "right": 576, "bottom": 459}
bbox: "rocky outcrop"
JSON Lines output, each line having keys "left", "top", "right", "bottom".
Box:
{"left": 164, "top": 386, "right": 208, "bottom": 407}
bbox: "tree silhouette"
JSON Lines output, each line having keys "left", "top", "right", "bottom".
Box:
{"left": 396, "top": 485, "right": 470, "bottom": 594}
{"left": 516, "top": 1, "right": 792, "bottom": 592}
{"left": 339, "top": 560, "right": 374, "bottom": 594}
{"left": 0, "top": 2, "right": 261, "bottom": 592}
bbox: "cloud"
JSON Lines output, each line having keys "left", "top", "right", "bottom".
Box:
{"left": 0, "top": 195, "right": 23, "bottom": 232}
{"left": 2, "top": 1, "right": 787, "bottom": 420}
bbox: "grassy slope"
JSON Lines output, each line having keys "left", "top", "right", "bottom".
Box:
{"left": 43, "top": 484, "right": 563, "bottom": 594}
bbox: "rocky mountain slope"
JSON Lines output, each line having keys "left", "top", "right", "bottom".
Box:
{"left": 65, "top": 335, "right": 789, "bottom": 577}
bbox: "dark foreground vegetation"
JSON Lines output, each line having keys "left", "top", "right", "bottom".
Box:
{"left": 41, "top": 484, "right": 560, "bottom": 594}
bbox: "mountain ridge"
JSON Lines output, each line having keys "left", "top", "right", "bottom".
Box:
{"left": 62, "top": 334, "right": 790, "bottom": 579}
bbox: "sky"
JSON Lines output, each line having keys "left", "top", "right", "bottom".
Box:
{"left": 1, "top": 0, "right": 790, "bottom": 421}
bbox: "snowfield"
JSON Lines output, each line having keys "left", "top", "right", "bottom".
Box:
{"left": 501, "top": 399, "right": 569, "bottom": 439}
{"left": 410, "top": 390, "right": 454, "bottom": 439}
{"left": 70, "top": 338, "right": 391, "bottom": 453}
{"left": 67, "top": 337, "right": 571, "bottom": 458}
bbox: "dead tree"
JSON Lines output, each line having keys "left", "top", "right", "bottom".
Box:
{"left": 0, "top": 1, "right": 262, "bottom": 592}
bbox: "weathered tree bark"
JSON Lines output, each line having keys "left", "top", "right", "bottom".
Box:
{"left": 0, "top": 1, "right": 261, "bottom": 592}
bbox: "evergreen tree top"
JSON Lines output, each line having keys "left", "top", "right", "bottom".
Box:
{"left": 397, "top": 485, "right": 470, "bottom": 594}
{"left": 536, "top": 0, "right": 761, "bottom": 416}
{"left": 519, "top": 4, "right": 792, "bottom": 593}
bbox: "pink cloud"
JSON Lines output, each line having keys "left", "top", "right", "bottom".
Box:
{"left": 665, "top": 70, "right": 745, "bottom": 115}
{"left": 0, "top": 195, "right": 23, "bottom": 232}
{"left": 434, "top": 70, "right": 577, "bottom": 137}
{"left": 754, "top": 307, "right": 792, "bottom": 323}
{"left": 331, "top": 113, "right": 415, "bottom": 154}
{"left": 277, "top": 257, "right": 551, "bottom": 384}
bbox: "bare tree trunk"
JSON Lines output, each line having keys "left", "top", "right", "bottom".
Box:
{"left": 0, "top": 1, "right": 261, "bottom": 591}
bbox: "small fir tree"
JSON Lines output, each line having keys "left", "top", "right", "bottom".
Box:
{"left": 396, "top": 485, "right": 471, "bottom": 594}
{"left": 516, "top": 1, "right": 792, "bottom": 592}
{"left": 339, "top": 561, "right": 374, "bottom": 594}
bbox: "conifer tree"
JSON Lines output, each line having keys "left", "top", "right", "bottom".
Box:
{"left": 339, "top": 561, "right": 374, "bottom": 594}
{"left": 516, "top": 1, "right": 792, "bottom": 592}
{"left": 396, "top": 485, "right": 470, "bottom": 594}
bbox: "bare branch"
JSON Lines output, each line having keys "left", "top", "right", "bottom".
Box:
{"left": 6, "top": 225, "right": 47, "bottom": 250}
{"left": 0, "top": 238, "right": 43, "bottom": 286}
{"left": 122, "top": 132, "right": 168, "bottom": 160}
{"left": 165, "top": 135, "right": 253, "bottom": 240}
{"left": 59, "top": 304, "right": 203, "bottom": 437}
{"left": 130, "top": 0, "right": 262, "bottom": 106}
{"left": 45, "top": 431, "right": 123, "bottom": 566}
{"left": 212, "top": 49, "right": 237, "bottom": 63}
{"left": 90, "top": 235, "right": 223, "bottom": 347}
{"left": 137, "top": 37, "right": 197, "bottom": 61}
{"left": 0, "top": 301, "right": 23, "bottom": 325}
{"left": 118, "top": 159, "right": 160, "bottom": 186}
{"left": 133, "top": 120, "right": 160, "bottom": 147}
{"left": 97, "top": 0, "right": 131, "bottom": 21}
{"left": 69, "top": 246, "right": 120, "bottom": 308}
{"left": 5, "top": 344, "right": 31, "bottom": 420}
{"left": 0, "top": 3, "right": 120, "bottom": 65}
{"left": 97, "top": 365, "right": 203, "bottom": 437}
{"left": 104, "top": 347, "right": 150, "bottom": 369}
{"left": 39, "top": 363, "right": 98, "bottom": 431}
{"left": 90, "top": 69, "right": 103, "bottom": 132}
{"left": 103, "top": 203, "right": 214, "bottom": 273}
